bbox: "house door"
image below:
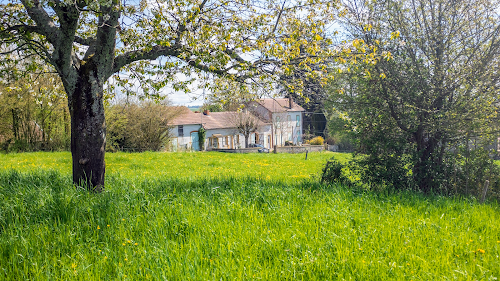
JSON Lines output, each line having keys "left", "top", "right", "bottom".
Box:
{"left": 191, "top": 132, "right": 199, "bottom": 151}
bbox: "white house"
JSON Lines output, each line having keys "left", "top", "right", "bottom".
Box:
{"left": 169, "top": 98, "right": 304, "bottom": 151}
{"left": 246, "top": 98, "right": 304, "bottom": 147}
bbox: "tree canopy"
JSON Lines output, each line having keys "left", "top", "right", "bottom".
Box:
{"left": 328, "top": 0, "right": 500, "bottom": 193}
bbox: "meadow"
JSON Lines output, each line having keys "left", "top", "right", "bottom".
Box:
{"left": 0, "top": 151, "right": 498, "bottom": 280}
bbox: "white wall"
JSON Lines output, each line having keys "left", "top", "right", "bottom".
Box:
{"left": 170, "top": 124, "right": 201, "bottom": 150}
{"left": 272, "top": 111, "right": 302, "bottom": 146}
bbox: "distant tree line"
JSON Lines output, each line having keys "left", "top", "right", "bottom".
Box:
{"left": 0, "top": 74, "right": 70, "bottom": 152}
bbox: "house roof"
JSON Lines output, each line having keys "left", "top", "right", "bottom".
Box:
{"left": 171, "top": 109, "right": 266, "bottom": 130}
{"left": 202, "top": 112, "right": 240, "bottom": 130}
{"left": 171, "top": 98, "right": 301, "bottom": 129}
{"left": 252, "top": 98, "right": 305, "bottom": 113}
{"left": 170, "top": 107, "right": 202, "bottom": 126}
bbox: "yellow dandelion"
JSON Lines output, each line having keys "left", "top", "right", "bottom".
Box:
{"left": 125, "top": 258, "right": 128, "bottom": 261}
{"left": 477, "top": 248, "right": 485, "bottom": 254}
{"left": 97, "top": 226, "right": 100, "bottom": 230}
{"left": 71, "top": 263, "right": 77, "bottom": 269}
{"left": 107, "top": 225, "right": 110, "bottom": 227}
{"left": 122, "top": 243, "right": 126, "bottom": 246}
{"left": 127, "top": 240, "right": 131, "bottom": 243}
{"left": 134, "top": 243, "right": 138, "bottom": 246}
{"left": 104, "top": 256, "right": 108, "bottom": 259}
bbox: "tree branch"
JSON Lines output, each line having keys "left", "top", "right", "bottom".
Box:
{"left": 19, "top": 0, "right": 60, "bottom": 45}
{"left": 112, "top": 45, "right": 182, "bottom": 73}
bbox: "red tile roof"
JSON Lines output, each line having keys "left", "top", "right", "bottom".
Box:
{"left": 171, "top": 98, "right": 301, "bottom": 129}
{"left": 171, "top": 109, "right": 266, "bottom": 130}
{"left": 252, "top": 98, "right": 305, "bottom": 113}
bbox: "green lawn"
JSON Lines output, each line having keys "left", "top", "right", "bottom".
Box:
{"left": 0, "top": 151, "right": 349, "bottom": 182}
{"left": 0, "top": 151, "right": 498, "bottom": 280}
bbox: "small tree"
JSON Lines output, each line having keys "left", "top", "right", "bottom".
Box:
{"left": 106, "top": 102, "right": 182, "bottom": 152}
{"left": 198, "top": 127, "right": 206, "bottom": 151}
{"left": 230, "top": 111, "right": 261, "bottom": 148}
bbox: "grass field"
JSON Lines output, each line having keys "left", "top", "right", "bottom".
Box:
{"left": 0, "top": 151, "right": 344, "bottom": 183}
{"left": 0, "top": 151, "right": 499, "bottom": 280}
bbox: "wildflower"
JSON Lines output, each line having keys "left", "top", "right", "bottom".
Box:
{"left": 477, "top": 248, "right": 485, "bottom": 254}
{"left": 107, "top": 225, "right": 110, "bottom": 227}
{"left": 122, "top": 243, "right": 126, "bottom": 246}
{"left": 104, "top": 256, "right": 108, "bottom": 259}
{"left": 71, "top": 263, "right": 77, "bottom": 269}
{"left": 97, "top": 226, "right": 100, "bottom": 230}
{"left": 134, "top": 243, "right": 138, "bottom": 246}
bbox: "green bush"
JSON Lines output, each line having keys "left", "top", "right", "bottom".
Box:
{"left": 321, "top": 159, "right": 348, "bottom": 184}
{"left": 106, "top": 101, "right": 182, "bottom": 152}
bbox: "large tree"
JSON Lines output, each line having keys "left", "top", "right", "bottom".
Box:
{"left": 0, "top": 0, "right": 335, "bottom": 190}
{"left": 331, "top": 0, "right": 500, "bottom": 192}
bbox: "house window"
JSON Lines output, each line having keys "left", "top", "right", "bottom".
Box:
{"left": 287, "top": 115, "right": 291, "bottom": 126}
{"left": 276, "top": 116, "right": 281, "bottom": 128}
{"left": 178, "top": 125, "right": 184, "bottom": 137}
{"left": 225, "top": 136, "right": 229, "bottom": 147}
{"left": 296, "top": 115, "right": 300, "bottom": 127}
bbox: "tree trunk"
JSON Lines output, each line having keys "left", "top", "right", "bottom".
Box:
{"left": 244, "top": 134, "right": 249, "bottom": 148}
{"left": 413, "top": 130, "right": 443, "bottom": 193}
{"left": 69, "top": 71, "right": 106, "bottom": 192}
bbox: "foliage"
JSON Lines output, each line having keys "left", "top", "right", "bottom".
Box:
{"left": 328, "top": 0, "right": 500, "bottom": 193}
{"left": 198, "top": 127, "right": 206, "bottom": 151}
{"left": 308, "top": 136, "right": 324, "bottom": 145}
{"left": 0, "top": 154, "right": 499, "bottom": 279}
{"left": 321, "top": 158, "right": 348, "bottom": 184}
{"left": 106, "top": 102, "right": 182, "bottom": 152}
{"left": 0, "top": 74, "right": 70, "bottom": 152}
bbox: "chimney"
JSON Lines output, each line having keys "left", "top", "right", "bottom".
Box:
{"left": 203, "top": 110, "right": 209, "bottom": 115}
{"left": 288, "top": 97, "right": 293, "bottom": 109}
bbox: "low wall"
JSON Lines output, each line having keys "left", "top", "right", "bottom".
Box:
{"left": 275, "top": 145, "right": 324, "bottom": 153}
{"left": 212, "top": 145, "right": 325, "bottom": 154}
{"left": 211, "top": 148, "right": 261, "bottom": 153}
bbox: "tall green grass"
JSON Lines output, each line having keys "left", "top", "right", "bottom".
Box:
{"left": 0, "top": 166, "right": 499, "bottom": 280}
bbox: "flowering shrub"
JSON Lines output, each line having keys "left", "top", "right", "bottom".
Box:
{"left": 309, "top": 136, "right": 324, "bottom": 145}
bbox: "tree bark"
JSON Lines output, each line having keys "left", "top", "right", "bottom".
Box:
{"left": 244, "top": 134, "right": 249, "bottom": 148}
{"left": 69, "top": 69, "right": 106, "bottom": 192}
